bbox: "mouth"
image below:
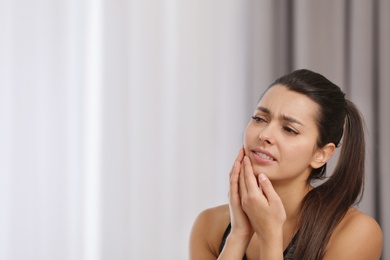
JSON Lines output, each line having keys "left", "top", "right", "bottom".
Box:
{"left": 251, "top": 149, "right": 276, "bottom": 163}
{"left": 254, "top": 151, "right": 275, "bottom": 161}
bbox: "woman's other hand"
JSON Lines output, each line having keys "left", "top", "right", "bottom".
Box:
{"left": 228, "top": 147, "right": 254, "bottom": 240}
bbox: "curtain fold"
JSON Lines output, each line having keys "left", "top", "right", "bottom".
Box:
{"left": 1, "top": 0, "right": 388, "bottom": 259}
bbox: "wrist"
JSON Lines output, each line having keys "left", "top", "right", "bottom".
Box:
{"left": 228, "top": 231, "right": 252, "bottom": 246}
{"left": 218, "top": 233, "right": 251, "bottom": 260}
{"left": 257, "top": 230, "right": 284, "bottom": 260}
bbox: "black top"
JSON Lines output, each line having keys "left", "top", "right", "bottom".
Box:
{"left": 219, "top": 223, "right": 298, "bottom": 260}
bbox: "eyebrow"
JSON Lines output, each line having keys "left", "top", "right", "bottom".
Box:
{"left": 256, "top": 106, "right": 304, "bottom": 126}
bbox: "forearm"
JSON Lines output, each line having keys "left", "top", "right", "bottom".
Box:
{"left": 217, "top": 233, "right": 250, "bottom": 260}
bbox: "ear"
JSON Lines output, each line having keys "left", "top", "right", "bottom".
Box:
{"left": 310, "top": 143, "right": 336, "bottom": 169}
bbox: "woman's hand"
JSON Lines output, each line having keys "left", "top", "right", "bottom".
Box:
{"left": 218, "top": 148, "right": 254, "bottom": 259}
{"left": 239, "top": 156, "right": 286, "bottom": 253}
{"left": 228, "top": 148, "right": 254, "bottom": 240}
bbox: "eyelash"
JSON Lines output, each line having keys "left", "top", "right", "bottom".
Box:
{"left": 251, "top": 116, "right": 299, "bottom": 135}
{"left": 283, "top": 126, "right": 298, "bottom": 135}
{"left": 251, "top": 116, "right": 266, "bottom": 122}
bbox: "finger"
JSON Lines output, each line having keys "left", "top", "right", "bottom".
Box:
{"left": 230, "top": 147, "right": 245, "bottom": 178}
{"left": 258, "top": 174, "right": 281, "bottom": 204}
{"left": 236, "top": 146, "right": 245, "bottom": 161}
{"left": 239, "top": 159, "right": 248, "bottom": 197}
{"left": 229, "top": 161, "right": 240, "bottom": 196}
{"left": 243, "top": 156, "right": 260, "bottom": 194}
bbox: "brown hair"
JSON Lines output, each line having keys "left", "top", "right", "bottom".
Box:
{"left": 270, "top": 69, "right": 365, "bottom": 259}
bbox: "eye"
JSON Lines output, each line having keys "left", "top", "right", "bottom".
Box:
{"left": 251, "top": 116, "right": 266, "bottom": 123}
{"left": 283, "top": 126, "right": 298, "bottom": 135}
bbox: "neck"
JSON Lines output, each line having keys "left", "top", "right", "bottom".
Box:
{"left": 273, "top": 178, "right": 312, "bottom": 231}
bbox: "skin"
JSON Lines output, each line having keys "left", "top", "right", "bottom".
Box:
{"left": 189, "top": 85, "right": 383, "bottom": 259}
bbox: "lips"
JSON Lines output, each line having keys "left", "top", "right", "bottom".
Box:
{"left": 251, "top": 149, "right": 276, "bottom": 163}
{"left": 254, "top": 151, "right": 274, "bottom": 161}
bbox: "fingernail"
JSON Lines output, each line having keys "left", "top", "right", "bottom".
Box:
{"left": 259, "top": 174, "right": 267, "bottom": 182}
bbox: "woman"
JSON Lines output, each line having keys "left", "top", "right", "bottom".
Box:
{"left": 189, "top": 69, "right": 383, "bottom": 259}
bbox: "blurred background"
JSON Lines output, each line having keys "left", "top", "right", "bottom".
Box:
{"left": 0, "top": 0, "right": 389, "bottom": 259}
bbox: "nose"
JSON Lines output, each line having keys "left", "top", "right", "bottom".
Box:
{"left": 259, "top": 124, "right": 274, "bottom": 144}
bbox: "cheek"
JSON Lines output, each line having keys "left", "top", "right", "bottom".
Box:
{"left": 243, "top": 125, "right": 255, "bottom": 149}
{"left": 283, "top": 142, "right": 315, "bottom": 165}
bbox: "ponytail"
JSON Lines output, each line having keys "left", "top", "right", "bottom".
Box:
{"left": 293, "top": 99, "right": 365, "bottom": 259}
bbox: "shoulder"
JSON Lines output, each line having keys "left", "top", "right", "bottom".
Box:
{"left": 189, "top": 204, "right": 230, "bottom": 260}
{"left": 324, "top": 207, "right": 383, "bottom": 259}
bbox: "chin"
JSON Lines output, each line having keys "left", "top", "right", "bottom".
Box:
{"left": 251, "top": 167, "right": 266, "bottom": 178}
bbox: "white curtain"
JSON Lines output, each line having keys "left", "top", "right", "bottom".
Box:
{"left": 1, "top": 0, "right": 388, "bottom": 259}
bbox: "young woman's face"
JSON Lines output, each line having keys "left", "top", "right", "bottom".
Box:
{"left": 244, "top": 84, "right": 321, "bottom": 183}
